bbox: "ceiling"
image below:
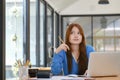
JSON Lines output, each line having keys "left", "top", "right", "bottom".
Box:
{"left": 45, "top": 0, "right": 120, "bottom": 37}
{"left": 45, "top": 0, "right": 120, "bottom": 15}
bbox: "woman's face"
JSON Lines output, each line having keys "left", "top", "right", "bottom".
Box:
{"left": 69, "top": 26, "right": 82, "bottom": 45}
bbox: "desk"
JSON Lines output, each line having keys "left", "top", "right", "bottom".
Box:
{"left": 93, "top": 76, "right": 120, "bottom": 80}
{"left": 29, "top": 75, "right": 120, "bottom": 80}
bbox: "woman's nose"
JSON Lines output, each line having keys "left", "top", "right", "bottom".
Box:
{"left": 74, "top": 33, "right": 78, "bottom": 37}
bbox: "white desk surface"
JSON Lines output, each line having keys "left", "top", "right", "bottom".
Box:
{"left": 28, "top": 75, "right": 120, "bottom": 80}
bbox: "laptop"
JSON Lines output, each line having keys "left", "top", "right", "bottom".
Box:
{"left": 87, "top": 52, "right": 120, "bottom": 77}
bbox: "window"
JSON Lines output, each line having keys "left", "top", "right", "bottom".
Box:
{"left": 40, "top": 1, "right": 45, "bottom": 66}
{"left": 6, "top": 0, "right": 23, "bottom": 79}
{"left": 46, "top": 6, "right": 54, "bottom": 66}
{"left": 30, "top": 0, "right": 36, "bottom": 66}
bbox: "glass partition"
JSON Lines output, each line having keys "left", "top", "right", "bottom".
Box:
{"left": 62, "top": 16, "right": 120, "bottom": 52}
{"left": 93, "top": 16, "right": 120, "bottom": 51}
{"left": 63, "top": 17, "right": 92, "bottom": 45}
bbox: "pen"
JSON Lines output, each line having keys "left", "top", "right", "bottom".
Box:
{"left": 58, "top": 36, "right": 70, "bottom": 50}
{"left": 58, "top": 36, "right": 65, "bottom": 43}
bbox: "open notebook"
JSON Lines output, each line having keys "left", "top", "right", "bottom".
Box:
{"left": 87, "top": 52, "right": 120, "bottom": 77}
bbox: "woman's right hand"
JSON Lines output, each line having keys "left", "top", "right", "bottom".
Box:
{"left": 55, "top": 43, "right": 70, "bottom": 53}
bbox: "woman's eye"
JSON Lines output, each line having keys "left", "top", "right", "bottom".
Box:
{"left": 70, "top": 32, "right": 73, "bottom": 34}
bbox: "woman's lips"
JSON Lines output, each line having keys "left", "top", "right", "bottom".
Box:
{"left": 73, "top": 39, "right": 79, "bottom": 41}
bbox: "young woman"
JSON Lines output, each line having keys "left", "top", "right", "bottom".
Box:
{"left": 51, "top": 23, "right": 95, "bottom": 75}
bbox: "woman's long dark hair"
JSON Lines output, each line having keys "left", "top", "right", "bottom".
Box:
{"left": 65, "top": 23, "right": 88, "bottom": 75}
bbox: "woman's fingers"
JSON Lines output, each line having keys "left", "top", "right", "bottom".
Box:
{"left": 84, "top": 70, "right": 88, "bottom": 75}
{"left": 64, "top": 44, "right": 70, "bottom": 50}
{"left": 55, "top": 43, "right": 70, "bottom": 53}
{"left": 61, "top": 44, "right": 70, "bottom": 51}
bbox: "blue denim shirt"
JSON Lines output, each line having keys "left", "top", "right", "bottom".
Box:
{"left": 51, "top": 45, "right": 95, "bottom": 75}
